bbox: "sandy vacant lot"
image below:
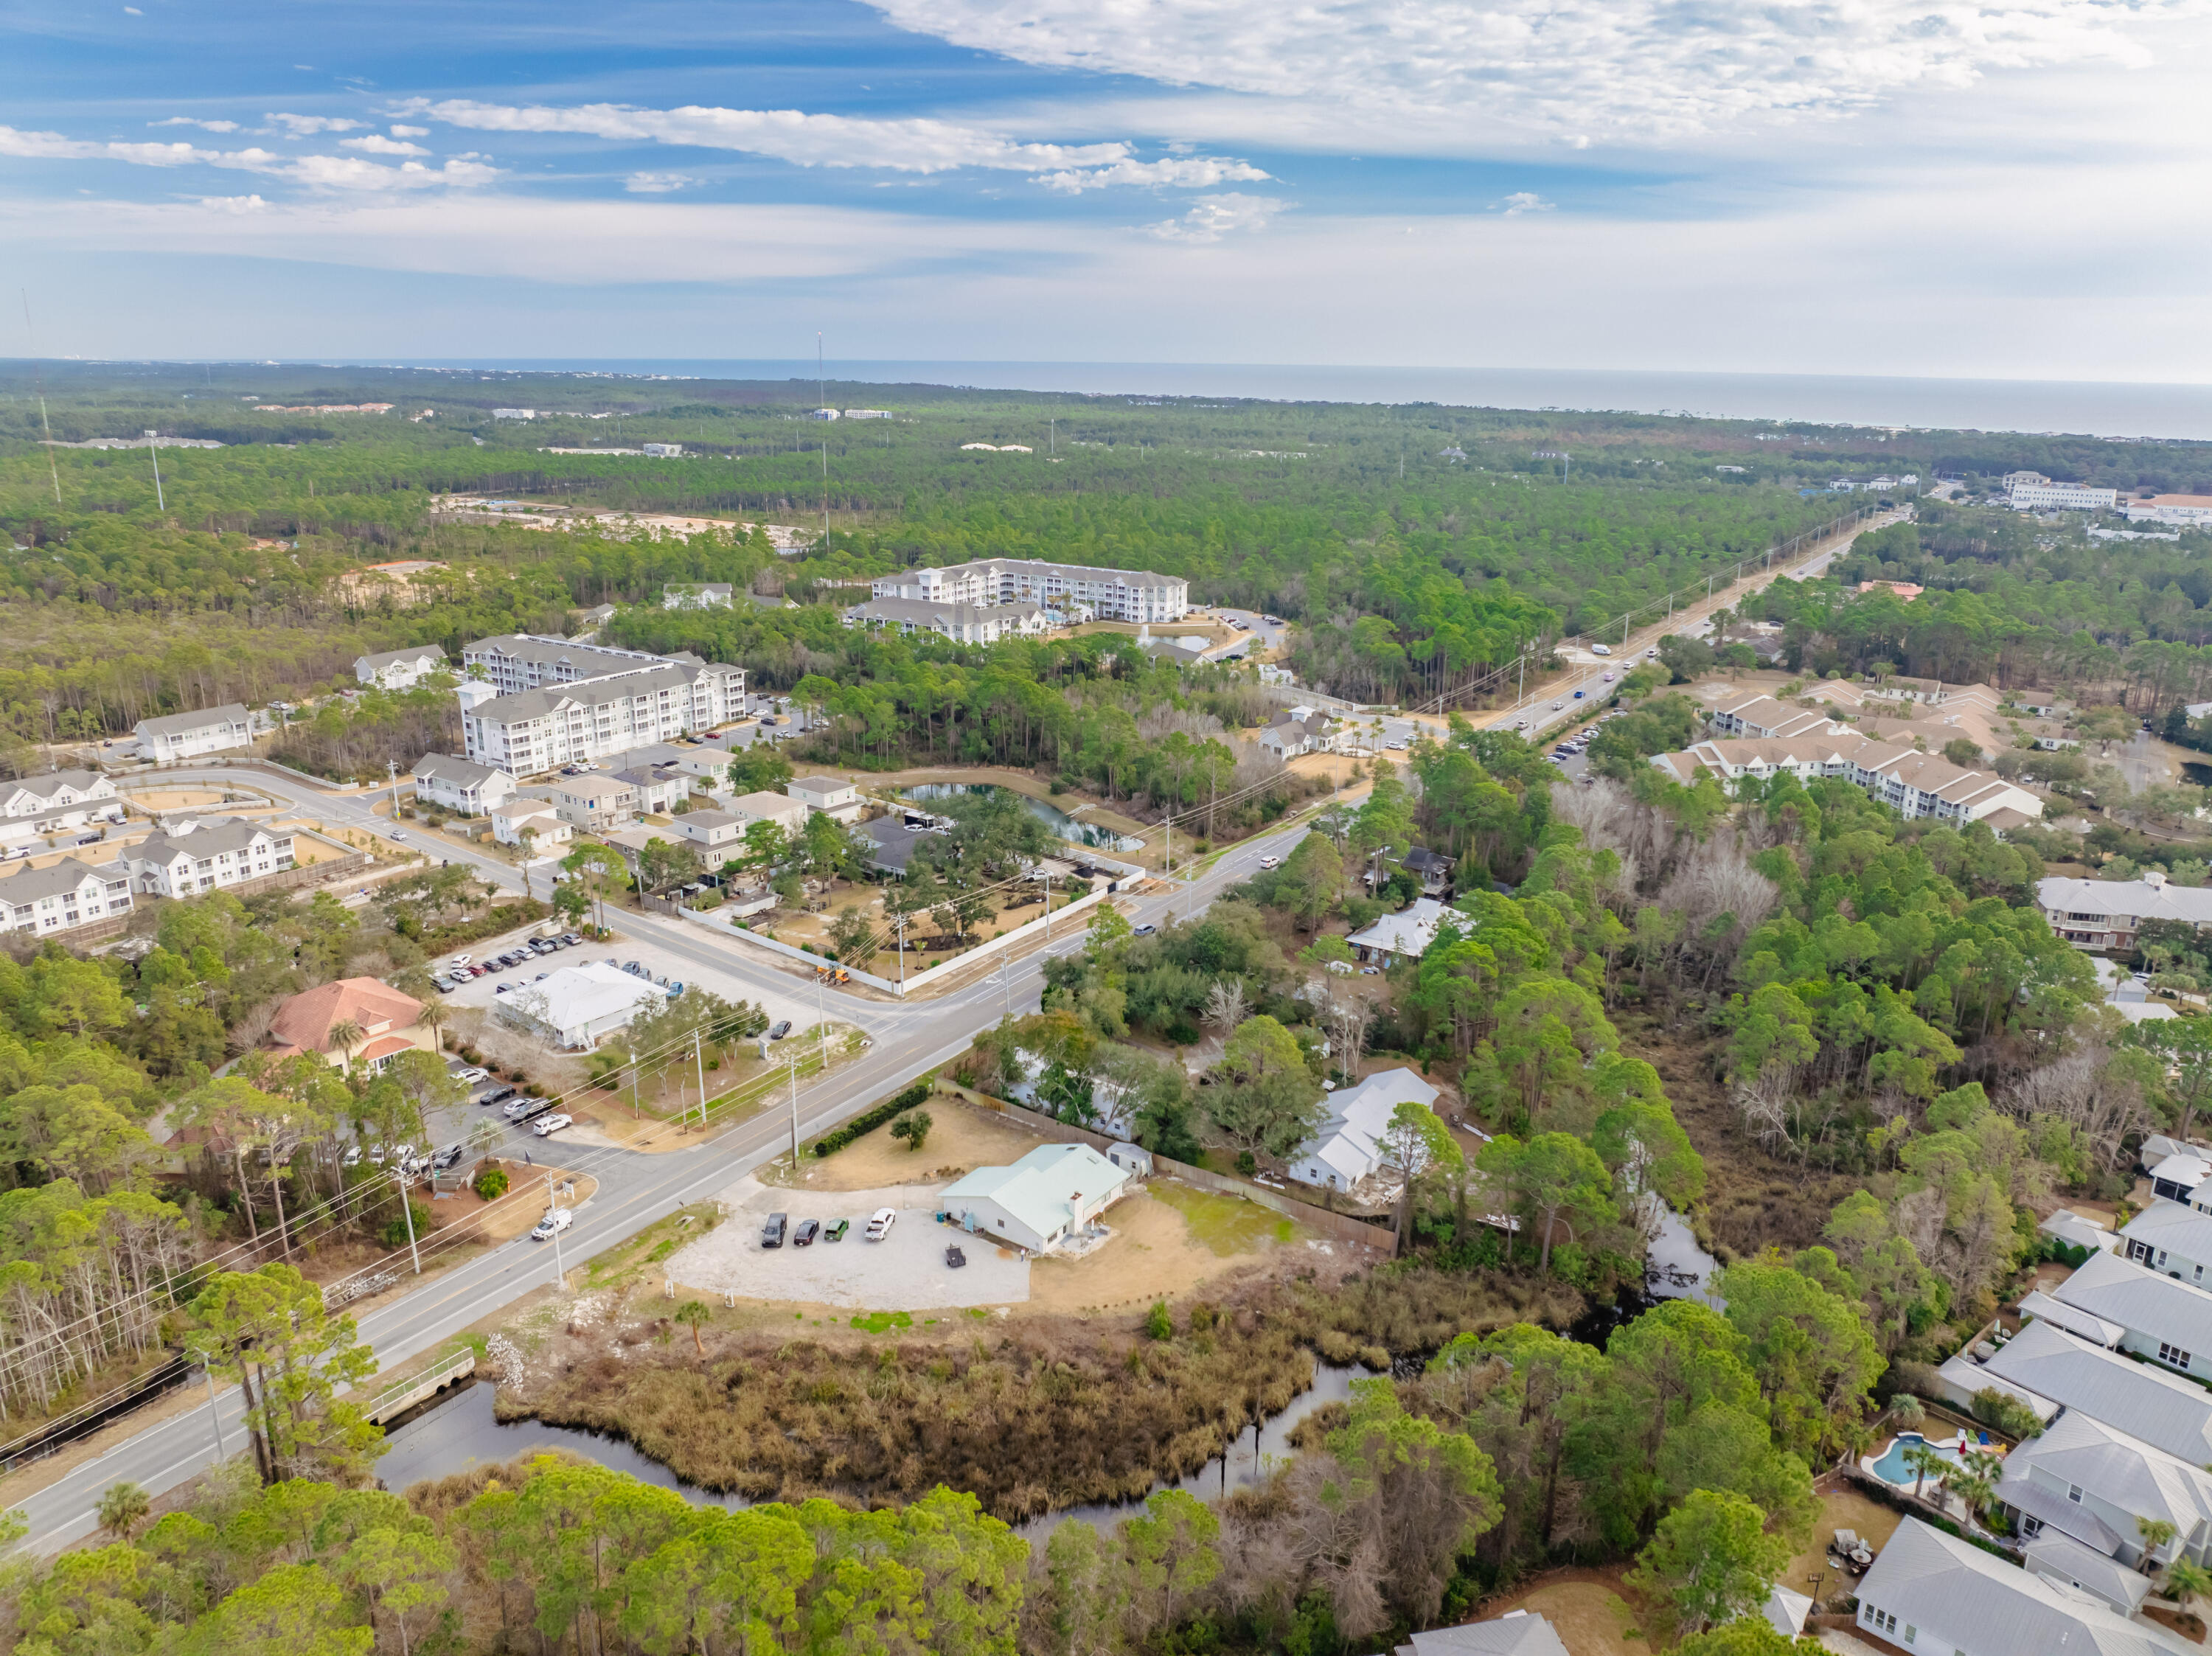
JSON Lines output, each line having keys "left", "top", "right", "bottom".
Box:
{"left": 1782, "top": 1483, "right": 1903, "bottom": 1609}
{"left": 1026, "top": 1184, "right": 1313, "bottom": 1315}
{"left": 1476, "top": 1570, "right": 1647, "bottom": 1656}
{"left": 790, "top": 1099, "right": 1046, "bottom": 1192}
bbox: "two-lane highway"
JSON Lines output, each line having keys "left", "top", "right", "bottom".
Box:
{"left": 11, "top": 784, "right": 1347, "bottom": 1554}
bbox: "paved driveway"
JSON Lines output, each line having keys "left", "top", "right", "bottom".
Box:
{"left": 669, "top": 1176, "right": 1030, "bottom": 1309}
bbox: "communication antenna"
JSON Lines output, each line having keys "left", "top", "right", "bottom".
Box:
{"left": 21, "top": 291, "right": 61, "bottom": 506}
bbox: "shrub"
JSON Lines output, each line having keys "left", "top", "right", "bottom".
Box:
{"left": 462, "top": 1048, "right": 484, "bottom": 1066}
{"left": 525, "top": 1083, "right": 546, "bottom": 1099}
{"left": 1236, "top": 1150, "right": 1258, "bottom": 1177}
{"left": 815, "top": 1081, "right": 933, "bottom": 1156}
{"left": 889, "top": 1110, "right": 933, "bottom": 1152}
{"left": 1145, "top": 1300, "right": 1173, "bottom": 1340}
{"left": 380, "top": 1200, "right": 434, "bottom": 1249}
{"left": 474, "top": 1167, "right": 510, "bottom": 1200}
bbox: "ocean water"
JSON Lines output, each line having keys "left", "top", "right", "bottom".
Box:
{"left": 389, "top": 359, "right": 2212, "bottom": 441}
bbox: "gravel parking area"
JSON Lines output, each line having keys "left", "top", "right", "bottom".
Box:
{"left": 669, "top": 1175, "right": 1031, "bottom": 1310}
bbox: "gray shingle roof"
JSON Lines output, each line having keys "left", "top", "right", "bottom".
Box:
{"left": 1978, "top": 1320, "right": 2212, "bottom": 1467}
{"left": 2054, "top": 1250, "right": 2212, "bottom": 1358}
{"left": 413, "top": 754, "right": 509, "bottom": 789}
{"left": 2039, "top": 875, "right": 2212, "bottom": 929}
{"left": 7, "top": 769, "right": 105, "bottom": 804}
{"left": 1858, "top": 1517, "right": 2190, "bottom": 1656}
{"left": 136, "top": 702, "right": 250, "bottom": 739}
{"left": 473, "top": 662, "right": 699, "bottom": 722}
{"left": 0, "top": 856, "right": 131, "bottom": 904}
{"left": 132, "top": 815, "right": 287, "bottom": 866}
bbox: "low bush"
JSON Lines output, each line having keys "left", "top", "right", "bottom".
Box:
{"left": 814, "top": 1081, "right": 933, "bottom": 1156}
{"left": 474, "top": 1167, "right": 510, "bottom": 1200}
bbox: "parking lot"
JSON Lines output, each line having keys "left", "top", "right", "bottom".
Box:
{"left": 668, "top": 1174, "right": 1032, "bottom": 1310}
{"left": 434, "top": 918, "right": 821, "bottom": 1034}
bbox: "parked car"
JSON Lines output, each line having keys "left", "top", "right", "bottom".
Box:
{"left": 454, "top": 1065, "right": 489, "bottom": 1084}
{"left": 666, "top": 981, "right": 685, "bottom": 998}
{"left": 562, "top": 933, "right": 582, "bottom": 946}
{"left": 865, "top": 1208, "right": 896, "bottom": 1241}
{"left": 1591, "top": 643, "right": 1611, "bottom": 656}
{"left": 500, "top": 1096, "right": 538, "bottom": 1120}
{"left": 433, "top": 1144, "right": 465, "bottom": 1170}
{"left": 449, "top": 955, "right": 473, "bottom": 968}
{"left": 826, "top": 1218, "right": 850, "bottom": 1242}
{"left": 531, "top": 1209, "right": 573, "bottom": 1242}
{"left": 793, "top": 1218, "right": 821, "bottom": 1247}
{"left": 761, "top": 1213, "right": 788, "bottom": 1248}
{"left": 768, "top": 1020, "right": 793, "bottom": 1040}
{"left": 494, "top": 982, "right": 514, "bottom": 995}
{"left": 431, "top": 975, "right": 455, "bottom": 994}
{"left": 532, "top": 1113, "right": 574, "bottom": 1138}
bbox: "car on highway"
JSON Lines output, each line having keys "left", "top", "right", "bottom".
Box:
{"left": 768, "top": 1020, "right": 793, "bottom": 1040}
{"left": 1601, "top": 670, "right": 1615, "bottom": 682}
{"left": 532, "top": 1113, "right": 574, "bottom": 1138}
{"left": 1573, "top": 689, "right": 1586, "bottom": 699}
{"left": 761, "top": 1213, "right": 788, "bottom": 1248}
{"left": 826, "top": 1218, "right": 850, "bottom": 1242}
{"left": 1388, "top": 740, "right": 1408, "bottom": 751}
{"left": 1551, "top": 699, "right": 1565, "bottom": 710}
{"left": 1133, "top": 923, "right": 1158, "bottom": 937}
{"left": 531, "top": 1209, "right": 574, "bottom": 1242}
{"left": 1259, "top": 855, "right": 1279, "bottom": 869}
{"left": 388, "top": 830, "right": 408, "bottom": 842}
{"left": 865, "top": 1208, "right": 896, "bottom": 1241}
{"left": 793, "top": 1218, "right": 821, "bottom": 1247}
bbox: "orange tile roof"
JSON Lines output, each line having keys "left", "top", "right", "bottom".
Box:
{"left": 268, "top": 977, "right": 422, "bottom": 1054}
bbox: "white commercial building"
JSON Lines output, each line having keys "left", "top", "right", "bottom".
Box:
{"left": 870, "top": 557, "right": 1189, "bottom": 623}
{"left": 1652, "top": 732, "right": 2042, "bottom": 827}
{"left": 2124, "top": 494, "right": 2212, "bottom": 526}
{"left": 134, "top": 703, "right": 258, "bottom": 762}
{"left": 0, "top": 856, "right": 134, "bottom": 936}
{"left": 354, "top": 645, "right": 449, "bottom": 690}
{"left": 127, "top": 816, "right": 296, "bottom": 897}
{"left": 496, "top": 961, "right": 667, "bottom": 1049}
{"left": 1288, "top": 1068, "right": 1441, "bottom": 1191}
{"left": 2006, "top": 473, "right": 2121, "bottom": 512}
{"left": 457, "top": 633, "right": 745, "bottom": 775}
{"left": 842, "top": 596, "right": 1051, "bottom": 646}
{"left": 938, "top": 1143, "right": 1135, "bottom": 1253}
{"left": 1854, "top": 1517, "right": 2189, "bottom": 1656}
{"left": 412, "top": 755, "right": 517, "bottom": 817}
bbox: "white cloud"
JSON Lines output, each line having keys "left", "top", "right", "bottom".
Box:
{"left": 392, "top": 97, "right": 1265, "bottom": 188}
{"left": 122, "top": 7, "right": 142, "bottom": 15}
{"left": 341, "top": 133, "right": 431, "bottom": 156}
{"left": 1496, "top": 192, "right": 1554, "bottom": 216}
{"left": 862, "top": 0, "right": 2202, "bottom": 142}
{"left": 389, "top": 124, "right": 429, "bottom": 138}
{"left": 150, "top": 117, "right": 241, "bottom": 133}
{"left": 625, "top": 172, "right": 696, "bottom": 192}
{"left": 198, "top": 195, "right": 271, "bottom": 213}
{"left": 1146, "top": 192, "right": 1284, "bottom": 242}
{"left": 265, "top": 112, "right": 364, "bottom": 136}
{"left": 0, "top": 125, "right": 495, "bottom": 190}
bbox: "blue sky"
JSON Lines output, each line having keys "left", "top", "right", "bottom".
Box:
{"left": 6, "top": 0, "right": 2210, "bottom": 378}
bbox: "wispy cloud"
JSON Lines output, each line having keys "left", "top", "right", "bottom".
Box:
{"left": 0, "top": 125, "right": 494, "bottom": 190}
{"left": 1146, "top": 192, "right": 1284, "bottom": 242}
{"left": 151, "top": 117, "right": 241, "bottom": 133}
{"left": 394, "top": 97, "right": 1265, "bottom": 189}
{"left": 340, "top": 133, "right": 431, "bottom": 156}
{"left": 389, "top": 124, "right": 428, "bottom": 138}
{"left": 863, "top": 0, "right": 2198, "bottom": 142}
{"left": 1495, "top": 192, "right": 1555, "bottom": 215}
{"left": 265, "top": 112, "right": 364, "bottom": 136}
{"left": 624, "top": 172, "right": 696, "bottom": 192}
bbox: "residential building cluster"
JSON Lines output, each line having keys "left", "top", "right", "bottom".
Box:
{"left": 1, "top": 810, "right": 305, "bottom": 936}
{"left": 456, "top": 633, "right": 745, "bottom": 774}
{"left": 131, "top": 703, "right": 266, "bottom": 763}
{"left": 0, "top": 769, "right": 125, "bottom": 852}
{"left": 843, "top": 596, "right": 1051, "bottom": 646}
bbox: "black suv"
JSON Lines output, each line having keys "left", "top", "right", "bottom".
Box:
{"left": 761, "top": 1213, "right": 788, "bottom": 1248}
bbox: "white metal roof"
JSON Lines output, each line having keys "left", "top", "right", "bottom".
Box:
{"left": 1980, "top": 1319, "right": 2212, "bottom": 1464}
{"left": 939, "top": 1143, "right": 1131, "bottom": 1241}
{"left": 2054, "top": 1249, "right": 2212, "bottom": 1359}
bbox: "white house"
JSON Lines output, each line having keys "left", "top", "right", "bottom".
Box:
{"left": 2, "top": 770, "right": 119, "bottom": 820}
{"left": 2122, "top": 1200, "right": 2212, "bottom": 1285}
{"left": 0, "top": 857, "right": 134, "bottom": 936}
{"left": 2048, "top": 1248, "right": 2212, "bottom": 1380}
{"left": 355, "top": 645, "right": 448, "bottom": 689}
{"left": 2041, "top": 869, "right": 2212, "bottom": 954}
{"left": 1997, "top": 1409, "right": 2212, "bottom": 1570}
{"left": 2041, "top": 1208, "right": 2121, "bottom": 1258}
{"left": 938, "top": 1143, "right": 1135, "bottom": 1253}
{"left": 127, "top": 816, "right": 296, "bottom": 897}
{"left": 491, "top": 800, "right": 571, "bottom": 851}
{"left": 496, "top": 961, "right": 667, "bottom": 1049}
{"left": 552, "top": 775, "right": 639, "bottom": 830}
{"left": 1346, "top": 897, "right": 1455, "bottom": 967}
{"left": 667, "top": 808, "right": 746, "bottom": 852}
{"left": 1936, "top": 1318, "right": 2212, "bottom": 1464}
{"left": 1288, "top": 1068, "right": 1441, "bottom": 1191}
{"left": 663, "top": 582, "right": 734, "bottom": 610}
{"left": 1857, "top": 1517, "right": 2191, "bottom": 1656}
{"left": 728, "top": 790, "right": 810, "bottom": 839}
{"left": 412, "top": 754, "right": 516, "bottom": 817}
{"left": 134, "top": 703, "right": 257, "bottom": 762}
{"left": 788, "top": 775, "right": 864, "bottom": 824}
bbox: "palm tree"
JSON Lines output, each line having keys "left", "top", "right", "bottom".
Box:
{"left": 325, "top": 1017, "right": 364, "bottom": 1064}
{"left": 97, "top": 1481, "right": 150, "bottom": 1541}
{"left": 416, "top": 1000, "right": 449, "bottom": 1047}
{"left": 673, "top": 1300, "right": 711, "bottom": 1357}
{"left": 2140, "top": 1517, "right": 2183, "bottom": 1575}
{"left": 1890, "top": 1396, "right": 1927, "bottom": 1432}
{"left": 2163, "top": 1559, "right": 2212, "bottom": 1623}
{"left": 1902, "top": 1441, "right": 1950, "bottom": 1503}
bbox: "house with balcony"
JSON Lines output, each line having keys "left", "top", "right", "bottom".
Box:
{"left": 0, "top": 857, "right": 134, "bottom": 936}
{"left": 127, "top": 817, "right": 295, "bottom": 897}
{"left": 133, "top": 703, "right": 258, "bottom": 762}
{"left": 1997, "top": 1409, "right": 2212, "bottom": 1571}
{"left": 355, "top": 645, "right": 448, "bottom": 689}
{"left": 412, "top": 754, "right": 516, "bottom": 817}
{"left": 552, "top": 775, "right": 639, "bottom": 830}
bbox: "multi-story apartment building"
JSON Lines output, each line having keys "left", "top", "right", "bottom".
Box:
{"left": 2, "top": 770, "right": 120, "bottom": 819}
{"left": 127, "top": 816, "right": 296, "bottom": 897}
{"left": 2006, "top": 473, "right": 2121, "bottom": 512}
{"left": 2039, "top": 869, "right": 2212, "bottom": 953}
{"left": 456, "top": 634, "right": 745, "bottom": 775}
{"left": 0, "top": 856, "right": 135, "bottom": 936}
{"left": 354, "top": 645, "right": 449, "bottom": 689}
{"left": 1650, "top": 733, "right": 2042, "bottom": 828}
{"left": 869, "top": 557, "right": 1189, "bottom": 623}
{"left": 134, "top": 703, "right": 260, "bottom": 762}
{"left": 842, "top": 596, "right": 1050, "bottom": 645}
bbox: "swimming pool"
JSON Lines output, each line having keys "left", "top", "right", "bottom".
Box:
{"left": 1869, "top": 1431, "right": 1969, "bottom": 1486}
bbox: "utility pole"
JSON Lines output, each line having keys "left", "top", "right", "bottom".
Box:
{"left": 788, "top": 1055, "right": 801, "bottom": 1166}
{"left": 1043, "top": 869, "right": 1052, "bottom": 944}
{"left": 202, "top": 1366, "right": 226, "bottom": 1465}
{"left": 544, "top": 1171, "right": 564, "bottom": 1287}
{"left": 895, "top": 908, "right": 905, "bottom": 989}
{"left": 692, "top": 1030, "right": 706, "bottom": 1131}
{"left": 394, "top": 1166, "right": 420, "bottom": 1275}
{"left": 388, "top": 759, "right": 402, "bottom": 832}
{"left": 145, "top": 430, "right": 165, "bottom": 512}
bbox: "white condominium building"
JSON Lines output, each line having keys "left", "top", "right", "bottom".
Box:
{"left": 1650, "top": 733, "right": 2043, "bottom": 828}
{"left": 457, "top": 633, "right": 745, "bottom": 775}
{"left": 871, "top": 557, "right": 1189, "bottom": 622}
{"left": 2006, "top": 473, "right": 2120, "bottom": 512}
{"left": 842, "top": 596, "right": 1051, "bottom": 646}
{"left": 128, "top": 816, "right": 296, "bottom": 897}
{"left": 0, "top": 857, "right": 135, "bottom": 936}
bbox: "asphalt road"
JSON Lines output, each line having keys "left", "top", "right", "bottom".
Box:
{"left": 13, "top": 769, "right": 1337, "bottom": 1553}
